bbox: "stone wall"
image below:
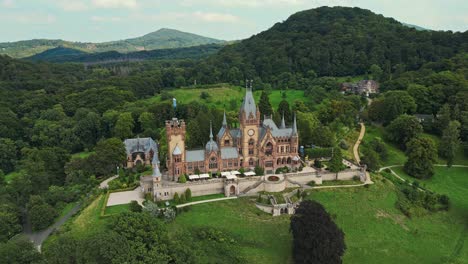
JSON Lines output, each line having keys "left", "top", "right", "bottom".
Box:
{"left": 155, "top": 180, "right": 224, "bottom": 200}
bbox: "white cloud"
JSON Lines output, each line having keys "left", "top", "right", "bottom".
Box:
{"left": 90, "top": 15, "right": 122, "bottom": 22}
{"left": 1, "top": 0, "right": 14, "bottom": 8}
{"left": 179, "top": 0, "right": 308, "bottom": 8}
{"left": 134, "top": 11, "right": 241, "bottom": 23}
{"left": 57, "top": 0, "right": 88, "bottom": 11}
{"left": 192, "top": 11, "right": 240, "bottom": 23}
{"left": 91, "top": 0, "right": 138, "bottom": 9}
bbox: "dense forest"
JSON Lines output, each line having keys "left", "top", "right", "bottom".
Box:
{"left": 0, "top": 6, "right": 467, "bottom": 263}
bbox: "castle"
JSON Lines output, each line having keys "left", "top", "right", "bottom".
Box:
{"left": 165, "top": 85, "right": 301, "bottom": 181}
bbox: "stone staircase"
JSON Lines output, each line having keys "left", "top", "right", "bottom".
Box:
{"left": 240, "top": 179, "right": 264, "bottom": 194}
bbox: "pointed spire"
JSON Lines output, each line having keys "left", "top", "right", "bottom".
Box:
{"left": 292, "top": 113, "right": 298, "bottom": 136}
{"left": 209, "top": 120, "right": 213, "bottom": 140}
{"left": 222, "top": 111, "right": 227, "bottom": 127}
{"left": 281, "top": 112, "right": 286, "bottom": 129}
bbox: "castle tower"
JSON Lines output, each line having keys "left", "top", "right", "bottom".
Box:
{"left": 239, "top": 80, "right": 261, "bottom": 168}
{"left": 165, "top": 118, "right": 186, "bottom": 181}
{"left": 290, "top": 113, "right": 299, "bottom": 154}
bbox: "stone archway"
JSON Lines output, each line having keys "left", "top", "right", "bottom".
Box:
{"left": 230, "top": 185, "right": 236, "bottom": 195}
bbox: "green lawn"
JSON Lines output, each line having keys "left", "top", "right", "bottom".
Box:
{"left": 104, "top": 203, "right": 131, "bottom": 215}
{"left": 71, "top": 151, "right": 94, "bottom": 160}
{"left": 319, "top": 179, "right": 361, "bottom": 186}
{"left": 4, "top": 170, "right": 23, "bottom": 183}
{"left": 125, "top": 85, "right": 307, "bottom": 112}
{"left": 316, "top": 167, "right": 468, "bottom": 264}
{"left": 190, "top": 193, "right": 226, "bottom": 202}
{"left": 363, "top": 125, "right": 407, "bottom": 166}
{"left": 170, "top": 198, "right": 293, "bottom": 264}
{"left": 56, "top": 202, "right": 79, "bottom": 221}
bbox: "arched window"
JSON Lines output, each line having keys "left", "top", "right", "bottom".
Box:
{"left": 277, "top": 158, "right": 281, "bottom": 165}
{"left": 249, "top": 158, "right": 254, "bottom": 166}
{"left": 248, "top": 139, "right": 255, "bottom": 155}
{"left": 282, "top": 157, "right": 286, "bottom": 164}
{"left": 209, "top": 156, "right": 218, "bottom": 169}
{"left": 265, "top": 142, "right": 273, "bottom": 155}
{"left": 287, "top": 157, "right": 292, "bottom": 164}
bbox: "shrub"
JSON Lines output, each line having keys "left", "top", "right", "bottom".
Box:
{"left": 352, "top": 175, "right": 360, "bottom": 181}
{"left": 200, "top": 91, "right": 210, "bottom": 99}
{"left": 254, "top": 166, "right": 264, "bottom": 176}
{"left": 307, "top": 181, "right": 315, "bottom": 187}
{"left": 178, "top": 174, "right": 187, "bottom": 183}
{"left": 185, "top": 188, "right": 192, "bottom": 202}
{"left": 339, "top": 140, "right": 349, "bottom": 150}
{"left": 180, "top": 194, "right": 186, "bottom": 204}
{"left": 173, "top": 192, "right": 180, "bottom": 204}
{"left": 129, "top": 200, "right": 142, "bottom": 212}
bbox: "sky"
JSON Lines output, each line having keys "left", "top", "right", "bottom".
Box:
{"left": 0, "top": 0, "right": 467, "bottom": 42}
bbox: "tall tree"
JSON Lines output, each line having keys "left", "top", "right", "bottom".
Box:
{"left": 439, "top": 121, "right": 461, "bottom": 167}
{"left": 328, "top": 148, "right": 344, "bottom": 179}
{"left": 290, "top": 200, "right": 346, "bottom": 264}
{"left": 114, "top": 112, "right": 134, "bottom": 139}
{"left": 434, "top": 104, "right": 452, "bottom": 135}
{"left": 404, "top": 137, "right": 437, "bottom": 179}
{"left": 258, "top": 90, "right": 273, "bottom": 118}
{"left": 386, "top": 114, "right": 423, "bottom": 148}
{"left": 92, "top": 138, "right": 126, "bottom": 176}
{"left": 277, "top": 100, "right": 292, "bottom": 124}
{"left": 0, "top": 138, "right": 17, "bottom": 174}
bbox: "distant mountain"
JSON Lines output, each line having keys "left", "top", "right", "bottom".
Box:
{"left": 204, "top": 6, "right": 467, "bottom": 81}
{"left": 402, "top": 23, "right": 429, "bottom": 31}
{"left": 0, "top": 28, "right": 225, "bottom": 58}
{"left": 26, "top": 44, "right": 224, "bottom": 64}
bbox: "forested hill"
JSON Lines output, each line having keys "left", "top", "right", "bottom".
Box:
{"left": 26, "top": 44, "right": 223, "bottom": 64}
{"left": 0, "top": 28, "right": 225, "bottom": 58}
{"left": 202, "top": 6, "right": 467, "bottom": 83}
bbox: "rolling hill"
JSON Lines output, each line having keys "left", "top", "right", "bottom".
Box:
{"left": 26, "top": 44, "right": 224, "bottom": 64}
{"left": 202, "top": 6, "right": 467, "bottom": 81}
{"left": 0, "top": 28, "right": 225, "bottom": 58}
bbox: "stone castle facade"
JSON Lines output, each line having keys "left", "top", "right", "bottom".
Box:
{"left": 165, "top": 86, "right": 301, "bottom": 181}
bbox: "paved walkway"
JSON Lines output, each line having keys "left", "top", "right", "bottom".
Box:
{"left": 353, "top": 122, "right": 373, "bottom": 184}
{"left": 107, "top": 188, "right": 144, "bottom": 206}
{"left": 176, "top": 197, "right": 238, "bottom": 208}
{"left": 100, "top": 175, "right": 118, "bottom": 189}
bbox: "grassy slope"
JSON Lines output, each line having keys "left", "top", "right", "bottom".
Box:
{"left": 105, "top": 203, "right": 131, "bottom": 215}
{"left": 362, "top": 125, "right": 407, "bottom": 166}
{"left": 125, "top": 85, "right": 307, "bottom": 112}
{"left": 170, "top": 198, "right": 293, "bottom": 264}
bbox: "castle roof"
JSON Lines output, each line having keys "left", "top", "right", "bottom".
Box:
{"left": 260, "top": 118, "right": 293, "bottom": 139}
{"left": 186, "top": 149, "right": 205, "bottom": 162}
{"left": 205, "top": 121, "right": 219, "bottom": 153}
{"left": 172, "top": 144, "right": 182, "bottom": 155}
{"left": 221, "top": 147, "right": 238, "bottom": 159}
{"left": 240, "top": 87, "right": 257, "bottom": 118}
{"left": 124, "top": 137, "right": 157, "bottom": 155}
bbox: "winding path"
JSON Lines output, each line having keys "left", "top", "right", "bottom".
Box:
{"left": 176, "top": 196, "right": 238, "bottom": 208}
{"left": 21, "top": 175, "right": 118, "bottom": 252}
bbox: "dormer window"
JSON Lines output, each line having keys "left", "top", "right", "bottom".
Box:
{"left": 224, "top": 139, "right": 230, "bottom": 145}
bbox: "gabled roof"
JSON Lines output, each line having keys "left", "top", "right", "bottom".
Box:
{"left": 221, "top": 147, "right": 239, "bottom": 159}
{"left": 172, "top": 144, "right": 182, "bottom": 155}
{"left": 124, "top": 137, "right": 157, "bottom": 155}
{"left": 240, "top": 87, "right": 257, "bottom": 118}
{"left": 186, "top": 149, "right": 205, "bottom": 162}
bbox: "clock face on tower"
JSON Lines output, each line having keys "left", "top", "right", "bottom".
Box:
{"left": 248, "top": 129, "right": 255, "bottom": 136}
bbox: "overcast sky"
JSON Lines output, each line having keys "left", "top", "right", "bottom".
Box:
{"left": 0, "top": 0, "right": 467, "bottom": 42}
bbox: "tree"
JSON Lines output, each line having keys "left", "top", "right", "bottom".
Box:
{"left": 258, "top": 90, "right": 273, "bottom": 118}
{"left": 0, "top": 238, "right": 42, "bottom": 264}
{"left": 129, "top": 200, "right": 142, "bottom": 213}
{"left": 404, "top": 137, "right": 437, "bottom": 179}
{"left": 439, "top": 121, "right": 461, "bottom": 167}
{"left": 369, "top": 64, "right": 383, "bottom": 81}
{"left": 185, "top": 188, "right": 192, "bottom": 202}
{"left": 254, "top": 165, "right": 265, "bottom": 176}
{"left": 179, "top": 174, "right": 187, "bottom": 183}
{"left": 360, "top": 148, "right": 381, "bottom": 172}
{"left": 114, "top": 112, "right": 134, "bottom": 139}
{"left": 0, "top": 204, "right": 21, "bottom": 242}
{"left": 435, "top": 104, "right": 452, "bottom": 135}
{"left": 277, "top": 100, "right": 292, "bottom": 123}
{"left": 0, "top": 138, "right": 17, "bottom": 174}
{"left": 310, "top": 125, "right": 335, "bottom": 147}
{"left": 296, "top": 111, "right": 319, "bottom": 146}
{"left": 173, "top": 192, "right": 180, "bottom": 204}
{"left": 92, "top": 137, "right": 126, "bottom": 176}
{"left": 74, "top": 111, "right": 102, "bottom": 149}
{"left": 328, "top": 148, "right": 344, "bottom": 179}
{"left": 27, "top": 195, "right": 57, "bottom": 231}
{"left": 290, "top": 200, "right": 345, "bottom": 264}
{"left": 386, "top": 115, "right": 423, "bottom": 148}
{"left": 382, "top": 91, "right": 417, "bottom": 123}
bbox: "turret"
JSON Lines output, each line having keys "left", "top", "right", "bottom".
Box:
{"left": 281, "top": 112, "right": 286, "bottom": 129}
